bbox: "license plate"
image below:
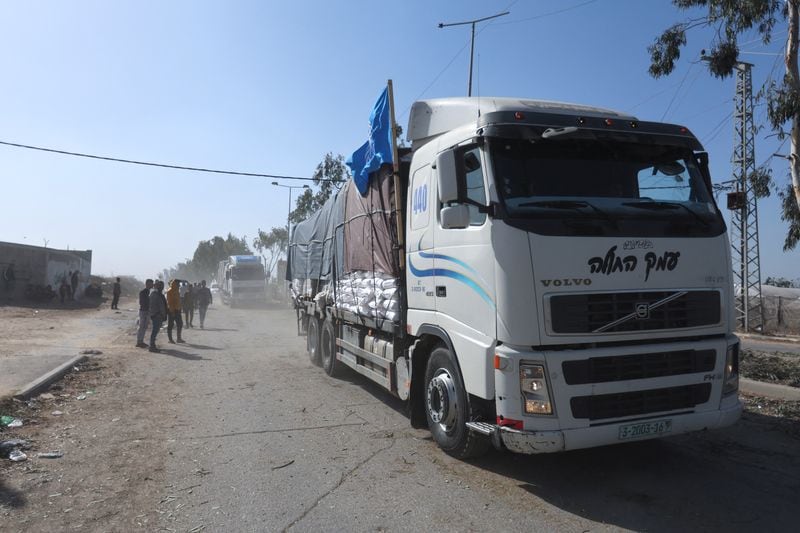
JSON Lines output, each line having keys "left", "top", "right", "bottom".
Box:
{"left": 618, "top": 419, "right": 672, "bottom": 440}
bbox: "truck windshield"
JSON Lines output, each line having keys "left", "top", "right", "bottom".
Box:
{"left": 489, "top": 136, "right": 725, "bottom": 238}
{"left": 231, "top": 267, "right": 265, "bottom": 281}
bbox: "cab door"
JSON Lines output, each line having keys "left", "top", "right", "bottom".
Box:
{"left": 406, "top": 163, "right": 436, "bottom": 313}
{"left": 431, "top": 145, "right": 496, "bottom": 340}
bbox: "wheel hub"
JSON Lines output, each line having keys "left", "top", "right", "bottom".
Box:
{"left": 427, "top": 369, "right": 457, "bottom": 430}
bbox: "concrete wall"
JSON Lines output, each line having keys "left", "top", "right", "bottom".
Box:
{"left": 0, "top": 241, "right": 92, "bottom": 301}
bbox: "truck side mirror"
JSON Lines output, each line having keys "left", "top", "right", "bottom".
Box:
{"left": 441, "top": 205, "right": 470, "bottom": 229}
{"left": 436, "top": 149, "right": 460, "bottom": 204}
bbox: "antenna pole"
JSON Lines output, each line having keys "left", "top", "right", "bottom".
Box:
{"left": 439, "top": 11, "right": 509, "bottom": 96}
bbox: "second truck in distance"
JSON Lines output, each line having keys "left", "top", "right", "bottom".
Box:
{"left": 218, "top": 255, "right": 267, "bottom": 307}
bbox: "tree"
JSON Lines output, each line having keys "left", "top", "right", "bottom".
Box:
{"left": 765, "top": 275, "right": 800, "bottom": 287}
{"left": 163, "top": 233, "right": 252, "bottom": 282}
{"left": 648, "top": 0, "right": 800, "bottom": 249}
{"left": 190, "top": 233, "right": 251, "bottom": 279}
{"left": 289, "top": 153, "right": 349, "bottom": 225}
{"left": 252, "top": 226, "right": 288, "bottom": 278}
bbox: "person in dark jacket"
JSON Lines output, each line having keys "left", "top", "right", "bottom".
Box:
{"left": 3, "top": 262, "right": 15, "bottom": 297}
{"left": 166, "top": 279, "right": 185, "bottom": 343}
{"left": 111, "top": 277, "right": 121, "bottom": 309}
{"left": 148, "top": 280, "right": 167, "bottom": 353}
{"left": 136, "top": 279, "right": 154, "bottom": 348}
{"left": 183, "top": 283, "right": 195, "bottom": 328}
{"left": 70, "top": 270, "right": 79, "bottom": 300}
{"left": 196, "top": 280, "right": 213, "bottom": 329}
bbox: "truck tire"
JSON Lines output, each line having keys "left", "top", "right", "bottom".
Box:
{"left": 424, "top": 346, "right": 489, "bottom": 459}
{"left": 320, "top": 319, "right": 340, "bottom": 377}
{"left": 307, "top": 316, "right": 321, "bottom": 366}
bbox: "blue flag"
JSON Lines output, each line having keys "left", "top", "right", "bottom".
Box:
{"left": 347, "top": 87, "right": 393, "bottom": 195}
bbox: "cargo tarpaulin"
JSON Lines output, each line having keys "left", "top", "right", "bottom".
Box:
{"left": 286, "top": 187, "right": 345, "bottom": 282}
{"left": 287, "top": 164, "right": 400, "bottom": 293}
{"left": 343, "top": 164, "right": 399, "bottom": 278}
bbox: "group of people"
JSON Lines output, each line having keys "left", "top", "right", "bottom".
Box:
{"left": 135, "top": 279, "right": 213, "bottom": 353}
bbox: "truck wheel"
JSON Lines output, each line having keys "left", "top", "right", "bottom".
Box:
{"left": 424, "top": 346, "right": 489, "bottom": 459}
{"left": 321, "top": 319, "right": 340, "bottom": 377}
{"left": 307, "top": 316, "right": 321, "bottom": 366}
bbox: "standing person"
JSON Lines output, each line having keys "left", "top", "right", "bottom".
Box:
{"left": 135, "top": 279, "right": 154, "bottom": 348}
{"left": 166, "top": 279, "right": 185, "bottom": 343}
{"left": 148, "top": 280, "right": 167, "bottom": 353}
{"left": 3, "top": 262, "right": 15, "bottom": 298}
{"left": 183, "top": 283, "right": 195, "bottom": 328}
{"left": 196, "top": 280, "right": 213, "bottom": 329}
{"left": 66, "top": 271, "right": 74, "bottom": 300}
{"left": 59, "top": 279, "right": 69, "bottom": 304}
{"left": 111, "top": 277, "right": 121, "bottom": 309}
{"left": 70, "top": 270, "right": 79, "bottom": 300}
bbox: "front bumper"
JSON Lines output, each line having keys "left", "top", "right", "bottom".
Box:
{"left": 495, "top": 399, "right": 742, "bottom": 454}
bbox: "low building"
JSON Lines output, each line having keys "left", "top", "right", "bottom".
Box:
{"left": 0, "top": 241, "right": 92, "bottom": 301}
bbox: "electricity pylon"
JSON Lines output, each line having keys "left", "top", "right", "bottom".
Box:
{"left": 728, "top": 61, "right": 764, "bottom": 332}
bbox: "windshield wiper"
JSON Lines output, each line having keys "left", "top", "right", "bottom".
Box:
{"left": 518, "top": 200, "right": 614, "bottom": 222}
{"left": 622, "top": 200, "right": 710, "bottom": 227}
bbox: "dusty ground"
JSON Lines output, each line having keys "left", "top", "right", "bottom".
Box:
{"left": 0, "top": 356, "right": 170, "bottom": 530}
{"left": 1, "top": 303, "right": 799, "bottom": 532}
{"left": 0, "top": 300, "right": 102, "bottom": 349}
{"left": 0, "top": 297, "right": 171, "bottom": 531}
{"left": 740, "top": 348, "right": 800, "bottom": 388}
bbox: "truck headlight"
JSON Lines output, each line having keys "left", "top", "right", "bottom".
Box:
{"left": 520, "top": 363, "right": 553, "bottom": 415}
{"left": 723, "top": 342, "right": 739, "bottom": 396}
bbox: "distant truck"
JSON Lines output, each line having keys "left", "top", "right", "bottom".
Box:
{"left": 289, "top": 96, "right": 742, "bottom": 458}
{"left": 218, "top": 255, "right": 266, "bottom": 307}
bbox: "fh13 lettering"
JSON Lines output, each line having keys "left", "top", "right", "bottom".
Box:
{"left": 588, "top": 246, "right": 680, "bottom": 282}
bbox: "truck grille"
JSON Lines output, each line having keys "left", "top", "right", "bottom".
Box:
{"left": 570, "top": 383, "right": 712, "bottom": 421}
{"left": 562, "top": 349, "right": 716, "bottom": 385}
{"left": 550, "top": 290, "right": 720, "bottom": 334}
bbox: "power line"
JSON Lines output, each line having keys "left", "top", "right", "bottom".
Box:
{"left": 739, "top": 29, "right": 787, "bottom": 48}
{"left": 661, "top": 62, "right": 695, "bottom": 121}
{"left": 398, "top": 1, "right": 519, "bottom": 121}
{"left": 702, "top": 111, "right": 733, "bottom": 144}
{"left": 492, "top": 0, "right": 597, "bottom": 25}
{"left": 400, "top": 0, "right": 600, "bottom": 121}
{"left": 0, "top": 139, "right": 340, "bottom": 182}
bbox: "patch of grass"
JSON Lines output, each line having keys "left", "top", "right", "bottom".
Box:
{"left": 740, "top": 349, "right": 800, "bottom": 388}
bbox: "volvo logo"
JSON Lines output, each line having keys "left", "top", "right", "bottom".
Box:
{"left": 540, "top": 278, "right": 592, "bottom": 287}
{"left": 592, "top": 291, "right": 688, "bottom": 333}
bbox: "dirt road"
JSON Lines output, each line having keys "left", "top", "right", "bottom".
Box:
{"left": 2, "top": 304, "right": 799, "bottom": 532}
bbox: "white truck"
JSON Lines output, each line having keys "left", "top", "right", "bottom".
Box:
{"left": 218, "top": 255, "right": 267, "bottom": 307}
{"left": 288, "top": 97, "right": 742, "bottom": 458}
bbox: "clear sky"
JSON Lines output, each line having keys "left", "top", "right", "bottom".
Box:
{"left": 1, "top": 0, "right": 798, "bottom": 281}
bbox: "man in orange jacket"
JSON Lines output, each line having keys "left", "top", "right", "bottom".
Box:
{"left": 166, "top": 279, "right": 185, "bottom": 344}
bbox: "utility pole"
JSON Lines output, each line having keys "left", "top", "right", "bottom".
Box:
{"left": 438, "top": 11, "right": 509, "bottom": 97}
{"left": 727, "top": 61, "right": 764, "bottom": 332}
{"left": 272, "top": 182, "right": 309, "bottom": 238}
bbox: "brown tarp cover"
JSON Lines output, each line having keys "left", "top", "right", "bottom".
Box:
{"left": 343, "top": 164, "right": 400, "bottom": 278}
{"left": 287, "top": 163, "right": 400, "bottom": 282}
